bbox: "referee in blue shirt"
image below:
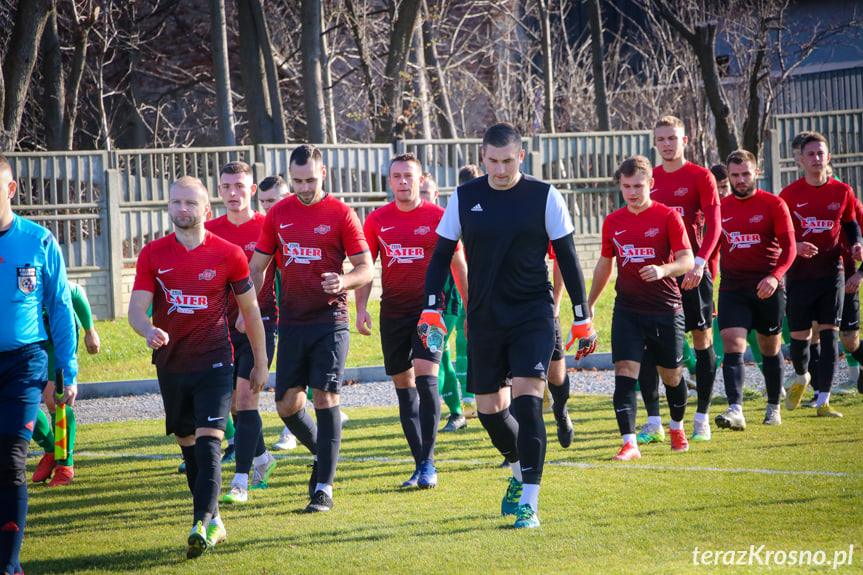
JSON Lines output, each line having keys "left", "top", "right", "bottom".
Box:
{"left": 0, "top": 155, "right": 78, "bottom": 575}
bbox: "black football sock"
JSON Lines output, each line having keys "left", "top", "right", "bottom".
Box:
{"left": 416, "top": 375, "right": 441, "bottom": 464}
{"left": 613, "top": 375, "right": 638, "bottom": 435}
{"left": 234, "top": 410, "right": 262, "bottom": 475}
{"left": 315, "top": 406, "right": 341, "bottom": 487}
{"left": 193, "top": 436, "right": 221, "bottom": 526}
{"left": 395, "top": 387, "right": 422, "bottom": 465}
{"left": 477, "top": 409, "right": 520, "bottom": 463}
{"left": 282, "top": 408, "right": 317, "bottom": 455}
{"left": 512, "top": 395, "right": 546, "bottom": 485}
{"left": 722, "top": 352, "right": 745, "bottom": 406}
{"left": 695, "top": 347, "right": 717, "bottom": 414}
{"left": 762, "top": 352, "right": 784, "bottom": 405}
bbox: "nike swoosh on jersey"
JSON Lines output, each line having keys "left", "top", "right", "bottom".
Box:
{"left": 207, "top": 416, "right": 225, "bottom": 422}
{"left": 722, "top": 217, "right": 733, "bottom": 222}
{"left": 158, "top": 268, "right": 173, "bottom": 274}
{"left": 615, "top": 230, "right": 626, "bottom": 235}
{"left": 381, "top": 226, "right": 395, "bottom": 232}
{"left": 280, "top": 223, "right": 294, "bottom": 228}
{"left": 796, "top": 203, "right": 808, "bottom": 207}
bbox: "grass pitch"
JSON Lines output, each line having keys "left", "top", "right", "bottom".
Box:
{"left": 24, "top": 394, "right": 863, "bottom": 574}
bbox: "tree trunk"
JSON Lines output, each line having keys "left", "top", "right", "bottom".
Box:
{"left": 1, "top": 0, "right": 53, "bottom": 150}
{"left": 209, "top": 0, "right": 237, "bottom": 146}
{"left": 535, "top": 0, "right": 555, "bottom": 133}
{"left": 41, "top": 7, "right": 65, "bottom": 151}
{"left": 412, "top": 24, "right": 432, "bottom": 139}
{"left": 375, "top": 1, "right": 422, "bottom": 143}
{"left": 63, "top": 4, "right": 99, "bottom": 150}
{"left": 319, "top": 2, "right": 337, "bottom": 143}
{"left": 250, "top": 0, "right": 285, "bottom": 143}
{"left": 650, "top": 1, "right": 739, "bottom": 161}
{"left": 301, "top": 0, "right": 326, "bottom": 143}
{"left": 237, "top": 0, "right": 274, "bottom": 143}
{"left": 692, "top": 22, "right": 738, "bottom": 160}
{"left": 420, "top": 0, "right": 455, "bottom": 139}
{"left": 587, "top": 0, "right": 610, "bottom": 131}
{"left": 344, "top": 0, "right": 380, "bottom": 140}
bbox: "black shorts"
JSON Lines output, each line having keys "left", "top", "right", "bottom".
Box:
{"left": 230, "top": 328, "right": 277, "bottom": 383}
{"left": 678, "top": 271, "right": 714, "bottom": 332}
{"left": 157, "top": 366, "right": 234, "bottom": 438}
{"left": 380, "top": 314, "right": 442, "bottom": 376}
{"left": 717, "top": 288, "right": 786, "bottom": 336}
{"left": 466, "top": 317, "right": 555, "bottom": 396}
{"left": 841, "top": 291, "right": 860, "bottom": 332}
{"left": 786, "top": 274, "right": 844, "bottom": 331}
{"left": 611, "top": 307, "right": 685, "bottom": 369}
{"left": 275, "top": 323, "right": 349, "bottom": 399}
{"left": 551, "top": 316, "right": 565, "bottom": 361}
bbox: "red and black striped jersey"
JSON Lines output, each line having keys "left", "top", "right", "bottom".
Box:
{"left": 133, "top": 232, "right": 251, "bottom": 373}
{"left": 255, "top": 194, "right": 368, "bottom": 325}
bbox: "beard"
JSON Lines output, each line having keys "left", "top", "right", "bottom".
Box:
{"left": 171, "top": 213, "right": 201, "bottom": 229}
{"left": 732, "top": 182, "right": 756, "bottom": 198}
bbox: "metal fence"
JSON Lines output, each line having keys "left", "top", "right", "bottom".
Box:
{"left": 765, "top": 108, "right": 863, "bottom": 194}
{"left": 8, "top": 114, "right": 863, "bottom": 319}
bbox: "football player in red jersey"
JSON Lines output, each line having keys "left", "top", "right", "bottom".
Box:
{"left": 714, "top": 150, "right": 796, "bottom": 430}
{"left": 356, "top": 154, "right": 467, "bottom": 489}
{"left": 206, "top": 162, "right": 279, "bottom": 504}
{"left": 128, "top": 176, "right": 270, "bottom": 558}
{"left": 250, "top": 145, "right": 373, "bottom": 513}
{"left": 588, "top": 156, "right": 693, "bottom": 461}
{"left": 637, "top": 116, "right": 721, "bottom": 445}
{"left": 780, "top": 132, "right": 862, "bottom": 418}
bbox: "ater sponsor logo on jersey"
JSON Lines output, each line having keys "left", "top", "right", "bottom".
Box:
{"left": 156, "top": 277, "right": 208, "bottom": 315}
{"left": 793, "top": 211, "right": 834, "bottom": 236}
{"left": 722, "top": 229, "right": 760, "bottom": 251}
{"left": 613, "top": 237, "right": 656, "bottom": 266}
{"left": 280, "top": 242, "right": 322, "bottom": 265}
{"left": 378, "top": 237, "right": 424, "bottom": 266}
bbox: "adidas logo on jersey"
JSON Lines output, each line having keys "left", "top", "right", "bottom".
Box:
{"left": 471, "top": 204, "right": 483, "bottom": 212}
{"left": 534, "top": 361, "right": 545, "bottom": 371}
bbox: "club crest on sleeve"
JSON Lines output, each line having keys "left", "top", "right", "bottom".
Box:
{"left": 17, "top": 266, "right": 37, "bottom": 295}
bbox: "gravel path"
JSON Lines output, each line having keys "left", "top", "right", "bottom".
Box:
{"left": 70, "top": 360, "right": 835, "bottom": 425}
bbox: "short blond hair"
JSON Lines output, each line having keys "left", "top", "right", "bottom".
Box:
{"left": 654, "top": 115, "right": 684, "bottom": 131}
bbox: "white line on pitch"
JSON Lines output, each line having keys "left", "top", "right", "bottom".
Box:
{"left": 29, "top": 451, "right": 862, "bottom": 478}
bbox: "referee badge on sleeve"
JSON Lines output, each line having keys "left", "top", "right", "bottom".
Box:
{"left": 17, "top": 265, "right": 38, "bottom": 295}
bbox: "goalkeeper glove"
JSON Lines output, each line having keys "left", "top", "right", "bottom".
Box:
{"left": 417, "top": 309, "right": 448, "bottom": 353}
{"left": 565, "top": 318, "right": 597, "bottom": 360}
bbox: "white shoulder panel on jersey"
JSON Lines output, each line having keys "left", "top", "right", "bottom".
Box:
{"left": 436, "top": 188, "right": 462, "bottom": 241}
{"left": 545, "top": 184, "right": 575, "bottom": 241}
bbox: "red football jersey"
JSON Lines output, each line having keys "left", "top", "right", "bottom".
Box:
{"left": 651, "top": 162, "right": 720, "bottom": 260}
{"left": 133, "top": 232, "right": 251, "bottom": 373}
{"left": 780, "top": 177, "right": 857, "bottom": 279}
{"left": 601, "top": 201, "right": 691, "bottom": 314}
{"left": 205, "top": 212, "right": 278, "bottom": 331}
{"left": 255, "top": 194, "right": 368, "bottom": 325}
{"left": 364, "top": 200, "right": 447, "bottom": 317}
{"left": 719, "top": 189, "right": 795, "bottom": 291}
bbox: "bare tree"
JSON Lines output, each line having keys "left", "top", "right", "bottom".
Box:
{"left": 210, "top": 0, "right": 237, "bottom": 146}
{"left": 301, "top": 0, "right": 326, "bottom": 143}
{"left": 586, "top": 0, "right": 609, "bottom": 131}
{"left": 375, "top": 1, "right": 422, "bottom": 143}
{"left": 1, "top": 0, "right": 52, "bottom": 150}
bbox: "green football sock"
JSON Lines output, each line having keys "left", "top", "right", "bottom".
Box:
{"left": 454, "top": 312, "right": 473, "bottom": 402}
{"left": 32, "top": 408, "right": 54, "bottom": 454}
{"left": 682, "top": 339, "right": 697, "bottom": 373}
{"left": 51, "top": 408, "right": 76, "bottom": 466}
{"left": 712, "top": 316, "right": 724, "bottom": 366}
{"left": 439, "top": 313, "right": 462, "bottom": 414}
{"left": 224, "top": 414, "right": 235, "bottom": 441}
